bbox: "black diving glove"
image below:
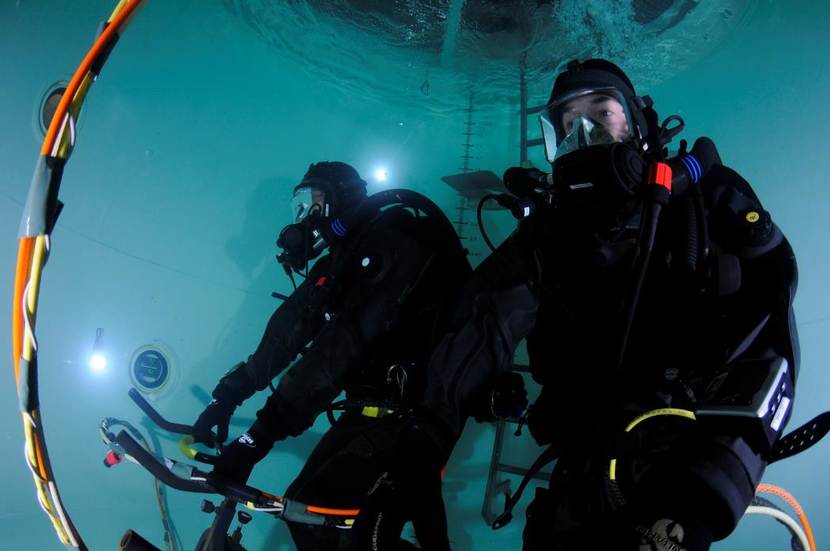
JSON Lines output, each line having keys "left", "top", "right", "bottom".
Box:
{"left": 193, "top": 398, "right": 236, "bottom": 448}
{"left": 211, "top": 421, "right": 275, "bottom": 485}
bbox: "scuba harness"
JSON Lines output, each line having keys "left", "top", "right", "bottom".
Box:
{"left": 275, "top": 188, "right": 466, "bottom": 423}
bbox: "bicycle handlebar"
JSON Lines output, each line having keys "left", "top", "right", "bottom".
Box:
{"left": 123, "top": 388, "right": 358, "bottom": 527}
{"left": 115, "top": 429, "right": 215, "bottom": 494}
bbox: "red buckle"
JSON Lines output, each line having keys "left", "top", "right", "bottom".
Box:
{"left": 315, "top": 276, "right": 327, "bottom": 287}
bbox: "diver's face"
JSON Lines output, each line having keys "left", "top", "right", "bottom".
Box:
{"left": 291, "top": 187, "right": 328, "bottom": 223}
{"left": 311, "top": 188, "right": 325, "bottom": 211}
{"left": 560, "top": 93, "right": 630, "bottom": 142}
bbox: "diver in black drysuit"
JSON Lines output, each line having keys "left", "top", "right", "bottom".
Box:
{"left": 191, "top": 161, "right": 474, "bottom": 550}
{"left": 353, "top": 60, "right": 800, "bottom": 550}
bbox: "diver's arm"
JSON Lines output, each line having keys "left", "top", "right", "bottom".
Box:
{"left": 416, "top": 220, "right": 545, "bottom": 448}
{"left": 698, "top": 165, "right": 800, "bottom": 474}
{"left": 724, "top": 234, "right": 799, "bottom": 373}
{"left": 211, "top": 261, "right": 330, "bottom": 407}
{"left": 253, "top": 229, "right": 432, "bottom": 441}
{"left": 703, "top": 164, "right": 799, "bottom": 378}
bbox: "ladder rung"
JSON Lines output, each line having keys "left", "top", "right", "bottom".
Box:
{"left": 496, "top": 463, "right": 552, "bottom": 480}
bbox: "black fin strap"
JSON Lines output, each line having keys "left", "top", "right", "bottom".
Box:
{"left": 768, "top": 411, "right": 830, "bottom": 464}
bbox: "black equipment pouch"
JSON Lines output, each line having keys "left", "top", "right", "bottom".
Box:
{"left": 696, "top": 356, "right": 793, "bottom": 453}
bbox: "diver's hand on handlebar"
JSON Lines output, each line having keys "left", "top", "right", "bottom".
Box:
{"left": 212, "top": 421, "right": 276, "bottom": 484}
{"left": 193, "top": 398, "right": 236, "bottom": 447}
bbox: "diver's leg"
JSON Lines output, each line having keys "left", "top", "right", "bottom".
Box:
{"left": 284, "top": 413, "right": 376, "bottom": 500}
{"left": 285, "top": 413, "right": 401, "bottom": 551}
{"left": 522, "top": 427, "right": 763, "bottom": 551}
{"left": 521, "top": 452, "right": 604, "bottom": 551}
{"left": 522, "top": 481, "right": 717, "bottom": 551}
{"left": 621, "top": 429, "right": 764, "bottom": 549}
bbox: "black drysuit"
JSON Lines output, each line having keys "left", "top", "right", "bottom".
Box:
{"left": 402, "top": 162, "right": 799, "bottom": 550}
{"left": 212, "top": 206, "right": 471, "bottom": 550}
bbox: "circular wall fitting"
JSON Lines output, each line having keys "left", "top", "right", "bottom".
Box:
{"left": 130, "top": 345, "right": 173, "bottom": 394}
{"left": 35, "top": 81, "right": 69, "bottom": 138}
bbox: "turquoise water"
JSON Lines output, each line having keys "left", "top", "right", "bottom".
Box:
{"left": 1, "top": 1, "right": 828, "bottom": 549}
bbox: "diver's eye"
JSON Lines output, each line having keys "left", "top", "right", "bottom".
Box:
{"left": 600, "top": 110, "right": 613, "bottom": 118}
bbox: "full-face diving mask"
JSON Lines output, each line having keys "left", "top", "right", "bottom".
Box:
{"left": 277, "top": 162, "right": 369, "bottom": 273}
{"left": 539, "top": 87, "right": 635, "bottom": 163}
{"left": 278, "top": 185, "right": 332, "bottom": 272}
{"left": 290, "top": 185, "right": 327, "bottom": 223}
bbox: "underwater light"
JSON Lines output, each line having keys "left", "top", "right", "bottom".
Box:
{"left": 90, "top": 353, "right": 107, "bottom": 373}
{"left": 374, "top": 167, "right": 389, "bottom": 182}
{"left": 89, "top": 328, "right": 107, "bottom": 373}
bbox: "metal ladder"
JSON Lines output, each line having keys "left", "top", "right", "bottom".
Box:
{"left": 481, "top": 57, "right": 552, "bottom": 526}
{"left": 519, "top": 53, "right": 548, "bottom": 168}
{"left": 481, "top": 363, "right": 553, "bottom": 526}
{"left": 452, "top": 91, "right": 481, "bottom": 259}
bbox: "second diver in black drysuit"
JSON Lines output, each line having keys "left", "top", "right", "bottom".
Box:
{"left": 353, "top": 59, "right": 801, "bottom": 551}
{"left": 191, "top": 161, "right": 478, "bottom": 550}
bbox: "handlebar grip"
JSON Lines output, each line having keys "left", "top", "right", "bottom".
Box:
{"left": 115, "top": 430, "right": 213, "bottom": 494}
{"left": 128, "top": 388, "right": 193, "bottom": 435}
{"left": 179, "top": 435, "right": 217, "bottom": 464}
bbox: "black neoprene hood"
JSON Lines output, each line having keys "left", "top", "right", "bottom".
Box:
{"left": 294, "top": 161, "right": 368, "bottom": 217}
{"left": 547, "top": 59, "right": 650, "bottom": 145}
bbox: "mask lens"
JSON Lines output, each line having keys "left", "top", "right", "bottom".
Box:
{"left": 539, "top": 113, "right": 560, "bottom": 165}
{"left": 290, "top": 187, "right": 325, "bottom": 223}
{"left": 538, "top": 88, "right": 633, "bottom": 163}
{"left": 552, "top": 116, "right": 617, "bottom": 161}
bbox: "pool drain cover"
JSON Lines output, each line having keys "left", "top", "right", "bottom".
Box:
{"left": 36, "top": 81, "right": 69, "bottom": 137}
{"left": 130, "top": 345, "right": 172, "bottom": 393}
